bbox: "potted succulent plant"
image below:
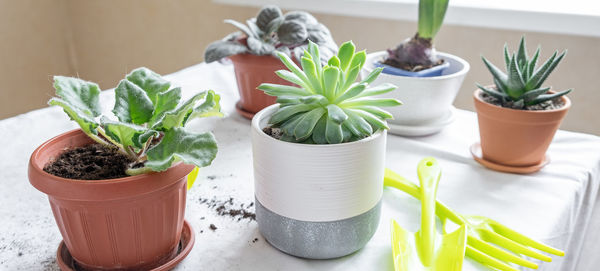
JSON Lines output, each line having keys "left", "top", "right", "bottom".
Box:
{"left": 205, "top": 5, "right": 337, "bottom": 119}
{"left": 28, "top": 67, "right": 222, "bottom": 270}
{"left": 361, "top": 0, "right": 469, "bottom": 136}
{"left": 252, "top": 41, "right": 401, "bottom": 258}
{"left": 472, "top": 37, "right": 571, "bottom": 173}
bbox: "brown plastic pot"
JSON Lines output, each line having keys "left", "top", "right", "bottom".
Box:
{"left": 473, "top": 89, "right": 571, "bottom": 167}
{"left": 229, "top": 53, "right": 295, "bottom": 119}
{"left": 28, "top": 129, "right": 194, "bottom": 270}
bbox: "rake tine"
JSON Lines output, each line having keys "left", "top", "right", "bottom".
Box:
{"left": 490, "top": 220, "right": 566, "bottom": 256}
{"left": 467, "top": 235, "right": 538, "bottom": 269}
{"left": 481, "top": 229, "right": 552, "bottom": 262}
{"left": 466, "top": 245, "right": 520, "bottom": 271}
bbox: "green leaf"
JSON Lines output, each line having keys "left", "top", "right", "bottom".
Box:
{"left": 293, "top": 107, "right": 326, "bottom": 140}
{"left": 322, "top": 66, "right": 340, "bottom": 99}
{"left": 328, "top": 55, "right": 341, "bottom": 68}
{"left": 349, "top": 50, "right": 366, "bottom": 71}
{"left": 185, "top": 90, "right": 224, "bottom": 123}
{"left": 275, "top": 70, "right": 312, "bottom": 91}
{"left": 532, "top": 51, "right": 566, "bottom": 89}
{"left": 281, "top": 113, "right": 304, "bottom": 136}
{"left": 113, "top": 79, "right": 155, "bottom": 124}
{"left": 146, "top": 128, "right": 218, "bottom": 171}
{"left": 481, "top": 56, "right": 509, "bottom": 90}
{"left": 418, "top": 0, "right": 449, "bottom": 38}
{"left": 126, "top": 67, "right": 171, "bottom": 104}
{"left": 337, "top": 41, "right": 356, "bottom": 72}
{"left": 326, "top": 104, "right": 348, "bottom": 124}
{"left": 476, "top": 84, "right": 508, "bottom": 101}
{"left": 224, "top": 19, "right": 256, "bottom": 38}
{"left": 529, "top": 89, "right": 571, "bottom": 105}
{"left": 356, "top": 83, "right": 398, "bottom": 98}
{"left": 277, "top": 52, "right": 314, "bottom": 92}
{"left": 503, "top": 44, "right": 511, "bottom": 72}
{"left": 152, "top": 92, "right": 207, "bottom": 130}
{"left": 341, "top": 98, "right": 402, "bottom": 108}
{"left": 311, "top": 115, "right": 328, "bottom": 144}
{"left": 53, "top": 76, "right": 102, "bottom": 117}
{"left": 101, "top": 117, "right": 157, "bottom": 149}
{"left": 344, "top": 109, "right": 373, "bottom": 136}
{"left": 269, "top": 104, "right": 317, "bottom": 125}
{"left": 521, "top": 87, "right": 550, "bottom": 102}
{"left": 150, "top": 87, "right": 182, "bottom": 125}
{"left": 301, "top": 56, "right": 323, "bottom": 94}
{"left": 341, "top": 65, "right": 361, "bottom": 93}
{"left": 506, "top": 55, "right": 526, "bottom": 99}
{"left": 333, "top": 83, "right": 367, "bottom": 103}
{"left": 308, "top": 41, "right": 322, "bottom": 77}
{"left": 516, "top": 37, "right": 528, "bottom": 70}
{"left": 525, "top": 51, "right": 558, "bottom": 89}
{"left": 325, "top": 117, "right": 343, "bottom": 144}
{"left": 360, "top": 67, "right": 384, "bottom": 84}
{"left": 354, "top": 110, "right": 389, "bottom": 130}
{"left": 48, "top": 98, "right": 99, "bottom": 134}
{"left": 354, "top": 106, "right": 393, "bottom": 119}
{"left": 528, "top": 47, "right": 541, "bottom": 79}
{"left": 258, "top": 83, "right": 311, "bottom": 97}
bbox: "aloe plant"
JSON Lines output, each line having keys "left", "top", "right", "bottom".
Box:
{"left": 204, "top": 5, "right": 337, "bottom": 63}
{"left": 48, "top": 67, "right": 223, "bottom": 176}
{"left": 384, "top": 0, "right": 449, "bottom": 71}
{"left": 478, "top": 37, "right": 571, "bottom": 109}
{"left": 258, "top": 41, "right": 401, "bottom": 144}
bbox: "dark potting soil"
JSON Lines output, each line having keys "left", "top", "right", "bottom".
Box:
{"left": 480, "top": 92, "right": 565, "bottom": 111}
{"left": 198, "top": 197, "right": 256, "bottom": 221}
{"left": 262, "top": 126, "right": 283, "bottom": 140}
{"left": 43, "top": 144, "right": 134, "bottom": 180}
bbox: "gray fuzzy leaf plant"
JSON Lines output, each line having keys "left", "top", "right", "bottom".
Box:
{"left": 204, "top": 5, "right": 337, "bottom": 64}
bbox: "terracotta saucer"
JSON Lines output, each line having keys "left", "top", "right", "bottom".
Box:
{"left": 387, "top": 106, "right": 456, "bottom": 137}
{"left": 470, "top": 142, "right": 550, "bottom": 174}
{"left": 235, "top": 101, "right": 257, "bottom": 120}
{"left": 57, "top": 220, "right": 195, "bottom": 271}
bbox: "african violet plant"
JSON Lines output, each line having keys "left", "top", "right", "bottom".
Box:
{"left": 48, "top": 67, "right": 222, "bottom": 175}
{"left": 204, "top": 5, "right": 336, "bottom": 63}
{"left": 477, "top": 37, "right": 571, "bottom": 109}
{"left": 384, "top": 0, "right": 449, "bottom": 71}
{"left": 258, "top": 41, "right": 401, "bottom": 144}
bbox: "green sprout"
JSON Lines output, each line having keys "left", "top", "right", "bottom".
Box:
{"left": 478, "top": 37, "right": 571, "bottom": 109}
{"left": 48, "top": 67, "right": 223, "bottom": 176}
{"left": 258, "top": 41, "right": 402, "bottom": 144}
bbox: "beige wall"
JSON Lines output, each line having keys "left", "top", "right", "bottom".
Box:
{"left": 1, "top": 0, "right": 598, "bottom": 135}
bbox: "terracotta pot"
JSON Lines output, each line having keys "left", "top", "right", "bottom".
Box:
{"left": 473, "top": 89, "right": 571, "bottom": 167}
{"left": 28, "top": 129, "right": 194, "bottom": 270}
{"left": 229, "top": 54, "right": 294, "bottom": 119}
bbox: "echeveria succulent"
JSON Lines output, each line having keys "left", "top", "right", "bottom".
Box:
{"left": 258, "top": 41, "right": 402, "bottom": 144}
{"left": 384, "top": 0, "right": 449, "bottom": 71}
{"left": 204, "top": 5, "right": 337, "bottom": 63}
{"left": 478, "top": 37, "right": 571, "bottom": 109}
{"left": 48, "top": 67, "right": 223, "bottom": 175}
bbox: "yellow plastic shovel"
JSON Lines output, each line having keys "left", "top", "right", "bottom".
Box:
{"left": 389, "top": 158, "right": 467, "bottom": 271}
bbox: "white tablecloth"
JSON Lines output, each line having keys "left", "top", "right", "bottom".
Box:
{"left": 1, "top": 62, "right": 599, "bottom": 271}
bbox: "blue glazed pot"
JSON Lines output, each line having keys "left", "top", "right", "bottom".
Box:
{"left": 375, "top": 61, "right": 450, "bottom": 77}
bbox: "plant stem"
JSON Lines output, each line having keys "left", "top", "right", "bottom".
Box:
{"left": 97, "top": 128, "right": 124, "bottom": 149}
{"left": 87, "top": 132, "right": 111, "bottom": 146}
{"left": 125, "top": 166, "right": 154, "bottom": 176}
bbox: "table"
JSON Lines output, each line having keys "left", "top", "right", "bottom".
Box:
{"left": 1, "top": 62, "right": 599, "bottom": 271}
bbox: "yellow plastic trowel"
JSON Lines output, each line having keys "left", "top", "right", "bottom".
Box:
{"left": 389, "top": 158, "right": 467, "bottom": 271}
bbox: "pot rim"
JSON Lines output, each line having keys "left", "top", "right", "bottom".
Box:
{"left": 252, "top": 104, "right": 385, "bottom": 148}
{"left": 365, "top": 51, "right": 471, "bottom": 81}
{"left": 29, "top": 129, "right": 194, "bottom": 201}
{"left": 473, "top": 88, "right": 572, "bottom": 114}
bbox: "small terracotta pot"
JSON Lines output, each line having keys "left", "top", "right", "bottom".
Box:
{"left": 229, "top": 54, "right": 294, "bottom": 119}
{"left": 28, "top": 129, "right": 194, "bottom": 270}
{"left": 473, "top": 89, "right": 571, "bottom": 167}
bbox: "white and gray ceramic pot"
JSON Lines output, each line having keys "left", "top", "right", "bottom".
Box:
{"left": 251, "top": 104, "right": 386, "bottom": 259}
{"left": 361, "top": 51, "right": 470, "bottom": 136}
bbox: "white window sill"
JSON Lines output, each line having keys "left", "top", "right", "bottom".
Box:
{"left": 214, "top": 0, "right": 600, "bottom": 37}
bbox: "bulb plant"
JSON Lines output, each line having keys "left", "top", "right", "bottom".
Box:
{"left": 48, "top": 67, "right": 222, "bottom": 176}
{"left": 384, "top": 0, "right": 449, "bottom": 72}
{"left": 204, "top": 5, "right": 336, "bottom": 63}
{"left": 477, "top": 37, "right": 571, "bottom": 109}
{"left": 258, "top": 41, "right": 402, "bottom": 144}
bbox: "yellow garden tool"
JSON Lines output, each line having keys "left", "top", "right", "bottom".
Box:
{"left": 389, "top": 158, "right": 467, "bottom": 271}
{"left": 187, "top": 166, "right": 200, "bottom": 190}
{"left": 385, "top": 164, "right": 565, "bottom": 271}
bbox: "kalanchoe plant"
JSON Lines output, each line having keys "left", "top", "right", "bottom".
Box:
{"left": 204, "top": 5, "right": 337, "bottom": 63}
{"left": 258, "top": 41, "right": 402, "bottom": 144}
{"left": 384, "top": 0, "right": 449, "bottom": 71}
{"left": 48, "top": 67, "right": 223, "bottom": 176}
{"left": 477, "top": 37, "right": 571, "bottom": 109}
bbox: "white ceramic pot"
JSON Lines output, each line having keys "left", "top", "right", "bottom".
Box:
{"left": 251, "top": 104, "right": 386, "bottom": 259}
{"left": 362, "top": 51, "right": 469, "bottom": 132}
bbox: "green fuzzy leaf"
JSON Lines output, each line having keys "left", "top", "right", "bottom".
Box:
{"left": 337, "top": 41, "right": 356, "bottom": 72}
{"left": 325, "top": 117, "right": 343, "bottom": 144}
{"left": 53, "top": 76, "right": 102, "bottom": 117}
{"left": 311, "top": 115, "right": 328, "bottom": 144}
{"left": 101, "top": 117, "right": 157, "bottom": 149}
{"left": 269, "top": 104, "right": 317, "bottom": 125}
{"left": 185, "top": 90, "right": 224, "bottom": 123}
{"left": 152, "top": 92, "right": 207, "bottom": 130}
{"left": 322, "top": 66, "right": 340, "bottom": 99}
{"left": 146, "top": 128, "right": 218, "bottom": 171}
{"left": 259, "top": 83, "right": 312, "bottom": 97}
{"left": 224, "top": 19, "right": 256, "bottom": 38}
{"left": 529, "top": 89, "right": 571, "bottom": 105}
{"left": 48, "top": 98, "right": 99, "bottom": 134}
{"left": 293, "top": 107, "right": 326, "bottom": 140}
{"left": 150, "top": 87, "right": 182, "bottom": 126}
{"left": 326, "top": 104, "right": 348, "bottom": 124}
{"left": 126, "top": 67, "right": 171, "bottom": 104}
{"left": 113, "top": 79, "right": 155, "bottom": 124}
{"left": 356, "top": 83, "right": 398, "bottom": 98}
